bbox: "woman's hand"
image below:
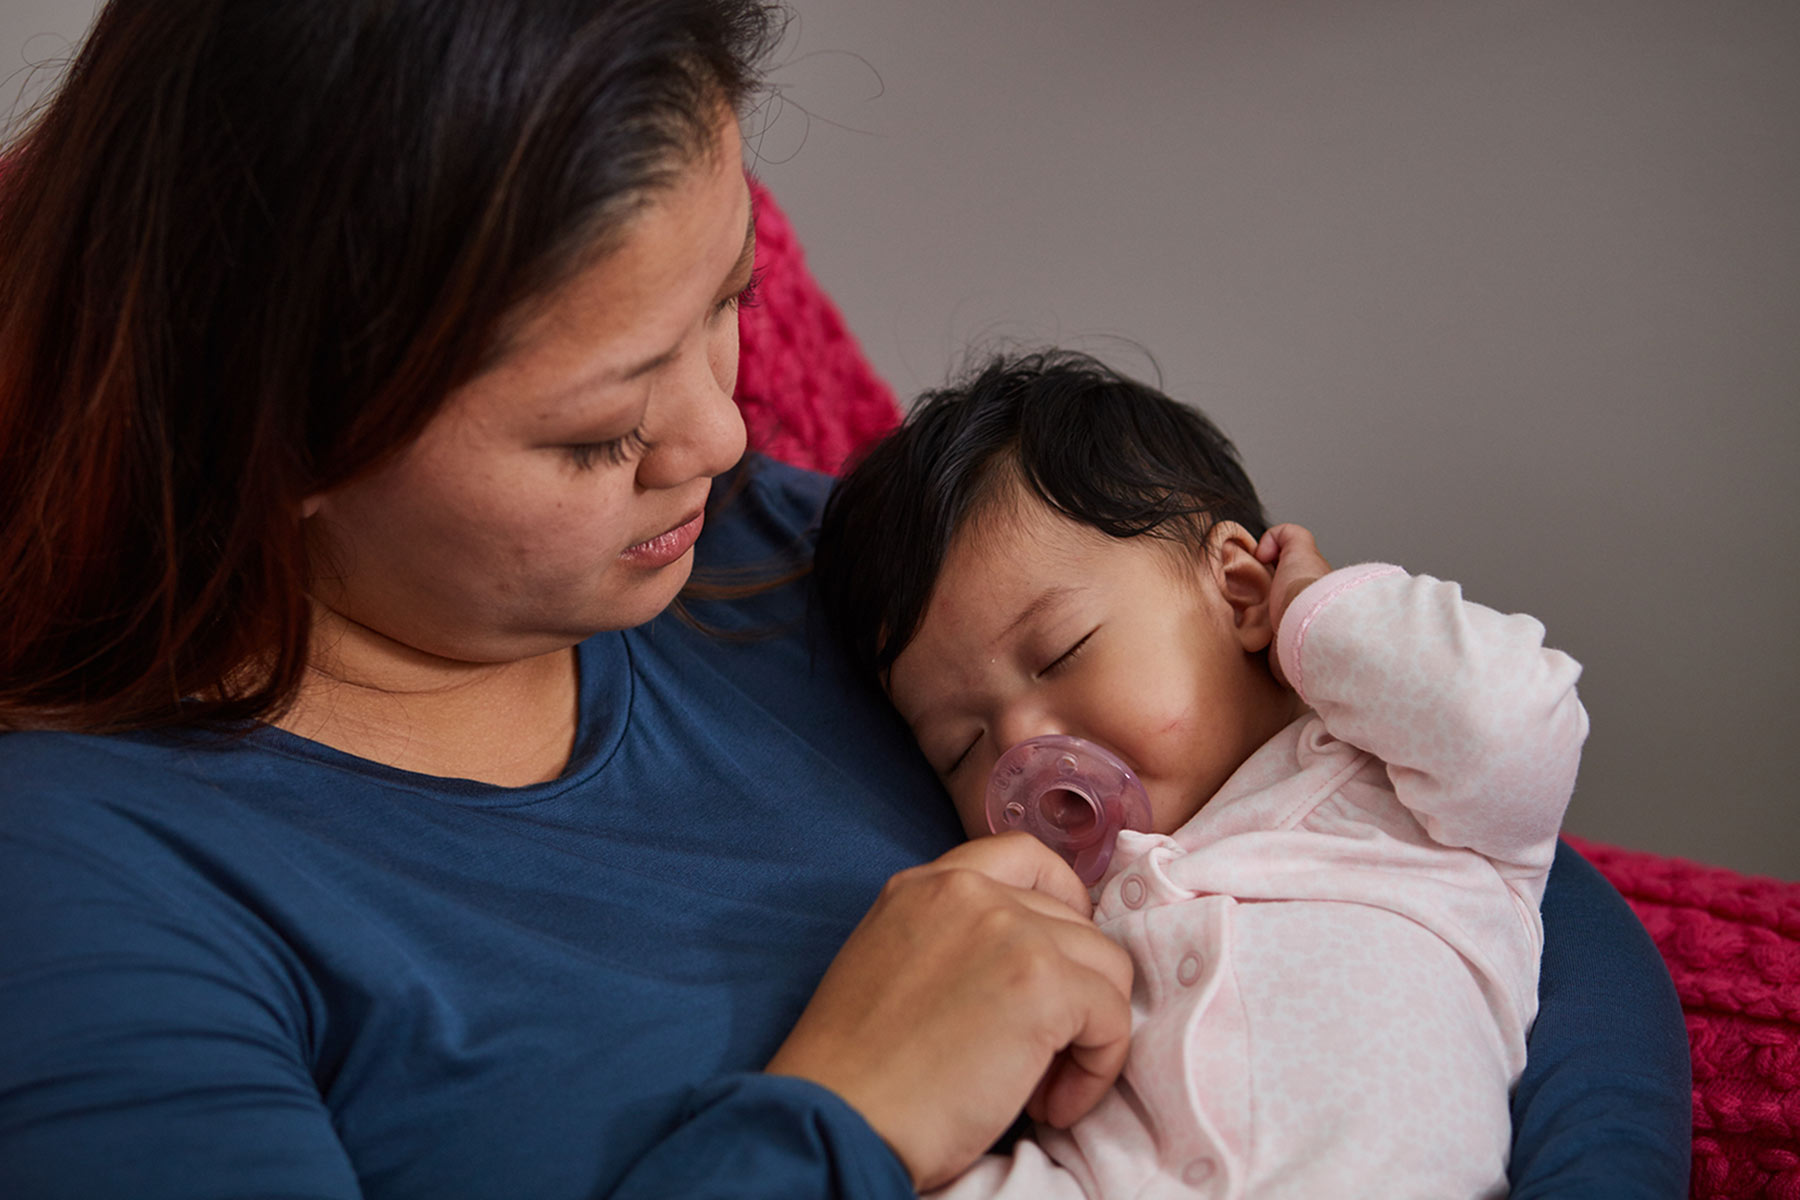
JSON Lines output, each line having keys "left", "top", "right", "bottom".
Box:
{"left": 1254, "top": 523, "right": 1332, "bottom": 685}
{"left": 765, "top": 832, "right": 1134, "bottom": 1191}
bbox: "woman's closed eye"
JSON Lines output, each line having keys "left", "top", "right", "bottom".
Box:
{"left": 713, "top": 267, "right": 764, "bottom": 317}
{"left": 564, "top": 426, "right": 651, "bottom": 471}
{"left": 563, "top": 268, "right": 759, "bottom": 471}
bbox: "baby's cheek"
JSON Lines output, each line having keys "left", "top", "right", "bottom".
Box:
{"left": 1141, "top": 707, "right": 1224, "bottom": 828}
{"left": 1133, "top": 681, "right": 1205, "bottom": 753}
{"left": 949, "top": 785, "right": 989, "bottom": 840}
{"left": 1150, "top": 705, "right": 1198, "bottom": 739}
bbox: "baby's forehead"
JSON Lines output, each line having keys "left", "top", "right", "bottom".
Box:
{"left": 946, "top": 477, "right": 1065, "bottom": 558}
{"left": 938, "top": 481, "right": 1210, "bottom": 597}
{"left": 931, "top": 492, "right": 1093, "bottom": 602}
{"left": 904, "top": 515, "right": 1202, "bottom": 679}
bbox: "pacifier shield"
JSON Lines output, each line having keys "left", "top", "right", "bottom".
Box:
{"left": 985, "top": 734, "right": 1152, "bottom": 885}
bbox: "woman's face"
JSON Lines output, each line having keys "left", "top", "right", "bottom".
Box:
{"left": 306, "top": 115, "right": 754, "bottom": 664}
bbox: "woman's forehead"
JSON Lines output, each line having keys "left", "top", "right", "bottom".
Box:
{"left": 445, "top": 120, "right": 752, "bottom": 429}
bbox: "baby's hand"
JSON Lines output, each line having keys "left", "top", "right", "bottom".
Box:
{"left": 1255, "top": 524, "right": 1332, "bottom": 652}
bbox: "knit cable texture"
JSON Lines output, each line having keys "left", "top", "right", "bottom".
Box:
{"left": 732, "top": 178, "right": 902, "bottom": 474}
{"left": 1566, "top": 836, "right": 1800, "bottom": 1200}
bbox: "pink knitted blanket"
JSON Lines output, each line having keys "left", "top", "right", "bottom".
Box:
{"left": 1566, "top": 838, "right": 1800, "bottom": 1199}
{"left": 733, "top": 177, "right": 903, "bottom": 474}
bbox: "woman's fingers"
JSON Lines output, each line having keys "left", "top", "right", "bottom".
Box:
{"left": 932, "top": 831, "right": 1096, "bottom": 920}
{"left": 764, "top": 841, "right": 1134, "bottom": 1191}
{"left": 1023, "top": 962, "right": 1136, "bottom": 1129}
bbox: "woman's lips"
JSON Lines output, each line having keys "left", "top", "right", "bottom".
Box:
{"left": 619, "top": 509, "right": 704, "bottom": 568}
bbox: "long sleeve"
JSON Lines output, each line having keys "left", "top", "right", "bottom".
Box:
{"left": 0, "top": 734, "right": 927, "bottom": 1200}
{"left": 0, "top": 814, "right": 363, "bottom": 1200}
{"left": 0, "top": 762, "right": 920, "bottom": 1200}
{"left": 611, "top": 1076, "right": 915, "bottom": 1199}
{"left": 1275, "top": 563, "right": 1588, "bottom": 875}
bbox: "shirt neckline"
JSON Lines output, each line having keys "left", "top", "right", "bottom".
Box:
{"left": 239, "top": 631, "right": 636, "bottom": 808}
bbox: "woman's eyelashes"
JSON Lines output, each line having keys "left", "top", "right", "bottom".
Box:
{"left": 562, "top": 272, "right": 760, "bottom": 471}
{"left": 714, "top": 267, "right": 764, "bottom": 317}
{"left": 564, "top": 426, "right": 651, "bottom": 471}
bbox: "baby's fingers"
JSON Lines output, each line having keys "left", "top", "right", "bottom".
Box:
{"left": 1255, "top": 528, "right": 1282, "bottom": 564}
{"left": 1257, "top": 523, "right": 1319, "bottom": 565}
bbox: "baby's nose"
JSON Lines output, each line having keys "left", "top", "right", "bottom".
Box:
{"left": 994, "top": 711, "right": 1065, "bottom": 756}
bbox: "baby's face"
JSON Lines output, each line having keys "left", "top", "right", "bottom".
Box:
{"left": 885, "top": 492, "right": 1291, "bottom": 841}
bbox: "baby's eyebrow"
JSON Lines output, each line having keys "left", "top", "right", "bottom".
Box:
{"left": 891, "top": 583, "right": 1080, "bottom": 727}
{"left": 997, "top": 584, "right": 1079, "bottom": 646}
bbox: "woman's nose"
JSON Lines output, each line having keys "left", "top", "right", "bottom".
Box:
{"left": 636, "top": 347, "right": 748, "bottom": 490}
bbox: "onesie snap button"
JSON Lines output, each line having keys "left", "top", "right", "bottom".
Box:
{"left": 1177, "top": 953, "right": 1203, "bottom": 986}
{"left": 1181, "top": 1156, "right": 1216, "bottom": 1185}
{"left": 1119, "top": 875, "right": 1147, "bottom": 909}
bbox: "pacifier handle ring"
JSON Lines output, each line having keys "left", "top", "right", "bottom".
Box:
{"left": 985, "top": 734, "right": 1152, "bottom": 886}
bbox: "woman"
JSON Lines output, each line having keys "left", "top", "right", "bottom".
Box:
{"left": 0, "top": 1, "right": 1690, "bottom": 1197}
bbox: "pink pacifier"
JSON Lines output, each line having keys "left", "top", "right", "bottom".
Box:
{"left": 985, "top": 734, "right": 1152, "bottom": 886}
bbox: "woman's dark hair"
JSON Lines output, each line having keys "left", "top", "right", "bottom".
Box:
{"left": 813, "top": 349, "right": 1269, "bottom": 686}
{"left": 0, "top": 0, "right": 779, "bottom": 731}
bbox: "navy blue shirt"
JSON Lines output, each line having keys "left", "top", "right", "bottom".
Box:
{"left": 0, "top": 459, "right": 1688, "bottom": 1198}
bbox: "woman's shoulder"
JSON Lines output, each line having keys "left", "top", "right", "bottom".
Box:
{"left": 0, "top": 728, "right": 239, "bottom": 863}
{"left": 0, "top": 727, "right": 330, "bottom": 895}
{"left": 1, "top": 727, "right": 200, "bottom": 803}
{"left": 699, "top": 455, "right": 833, "bottom": 566}
{"left": 0, "top": 730, "right": 275, "bottom": 978}
{"left": 741, "top": 453, "right": 834, "bottom": 508}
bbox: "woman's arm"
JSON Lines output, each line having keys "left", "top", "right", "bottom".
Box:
{"left": 0, "top": 802, "right": 363, "bottom": 1200}
{"left": 1509, "top": 839, "right": 1693, "bottom": 1197}
{"left": 608, "top": 1075, "right": 917, "bottom": 1199}
{"left": 610, "top": 834, "right": 1134, "bottom": 1198}
{"left": 764, "top": 834, "right": 1136, "bottom": 1193}
{"left": 1, "top": 750, "right": 1127, "bottom": 1200}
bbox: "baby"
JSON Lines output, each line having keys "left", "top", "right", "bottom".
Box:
{"left": 812, "top": 350, "right": 1587, "bottom": 1199}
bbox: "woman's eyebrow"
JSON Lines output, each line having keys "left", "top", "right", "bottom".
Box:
{"left": 724, "top": 206, "right": 758, "bottom": 290}
{"left": 609, "top": 346, "right": 678, "bottom": 385}
{"left": 610, "top": 208, "right": 757, "bottom": 385}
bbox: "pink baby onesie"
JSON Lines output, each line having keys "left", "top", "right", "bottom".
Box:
{"left": 932, "top": 563, "right": 1587, "bottom": 1200}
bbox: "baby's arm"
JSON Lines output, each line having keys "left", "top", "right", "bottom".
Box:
{"left": 1260, "top": 525, "right": 1587, "bottom": 876}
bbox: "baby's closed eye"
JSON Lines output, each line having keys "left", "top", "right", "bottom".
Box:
{"left": 1037, "top": 629, "right": 1097, "bottom": 678}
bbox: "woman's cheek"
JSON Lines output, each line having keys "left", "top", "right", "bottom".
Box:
{"left": 487, "top": 492, "right": 616, "bottom": 583}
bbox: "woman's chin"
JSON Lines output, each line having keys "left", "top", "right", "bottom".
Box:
{"left": 591, "top": 555, "right": 698, "bottom": 632}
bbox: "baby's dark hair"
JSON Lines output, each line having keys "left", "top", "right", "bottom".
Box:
{"left": 813, "top": 349, "right": 1268, "bottom": 685}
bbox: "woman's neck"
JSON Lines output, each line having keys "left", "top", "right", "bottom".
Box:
{"left": 273, "top": 605, "right": 580, "bottom": 788}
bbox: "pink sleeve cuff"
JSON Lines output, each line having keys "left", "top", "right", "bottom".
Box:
{"left": 1276, "top": 563, "right": 1406, "bottom": 704}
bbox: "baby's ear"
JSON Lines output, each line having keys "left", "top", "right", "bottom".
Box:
{"left": 1208, "top": 523, "right": 1275, "bottom": 653}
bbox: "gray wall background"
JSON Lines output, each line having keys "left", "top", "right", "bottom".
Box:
{"left": 7, "top": 1, "right": 1796, "bottom": 880}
